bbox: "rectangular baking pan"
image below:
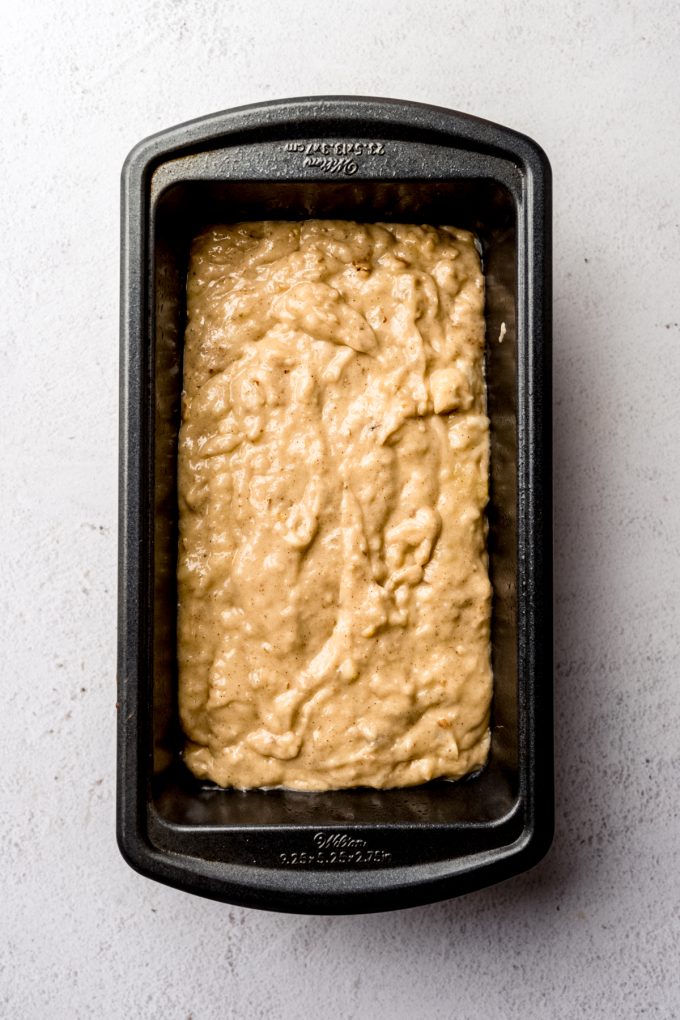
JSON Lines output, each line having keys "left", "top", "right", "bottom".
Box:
{"left": 118, "top": 96, "right": 552, "bottom": 913}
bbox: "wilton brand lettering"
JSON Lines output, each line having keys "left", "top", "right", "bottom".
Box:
{"left": 282, "top": 139, "right": 387, "bottom": 174}
{"left": 313, "top": 832, "right": 368, "bottom": 850}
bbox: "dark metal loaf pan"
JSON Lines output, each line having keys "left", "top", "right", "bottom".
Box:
{"left": 118, "top": 96, "right": 552, "bottom": 914}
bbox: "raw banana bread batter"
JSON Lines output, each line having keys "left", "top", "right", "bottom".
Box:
{"left": 177, "top": 220, "right": 492, "bottom": 790}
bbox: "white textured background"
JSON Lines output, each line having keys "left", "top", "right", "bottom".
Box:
{"left": 2, "top": 1, "right": 679, "bottom": 1017}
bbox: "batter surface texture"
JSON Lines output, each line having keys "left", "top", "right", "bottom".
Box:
{"left": 178, "top": 220, "right": 492, "bottom": 790}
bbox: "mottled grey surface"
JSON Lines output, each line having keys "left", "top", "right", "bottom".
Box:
{"left": 2, "top": 1, "right": 679, "bottom": 1017}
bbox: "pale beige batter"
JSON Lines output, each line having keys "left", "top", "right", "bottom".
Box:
{"left": 178, "top": 220, "right": 492, "bottom": 791}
